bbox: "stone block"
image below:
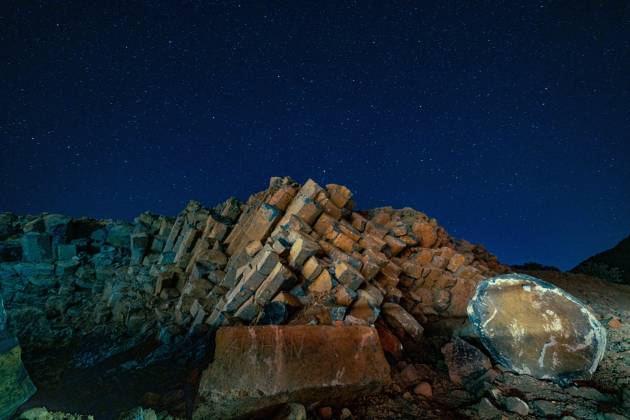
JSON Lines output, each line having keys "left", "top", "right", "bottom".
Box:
{"left": 384, "top": 235, "right": 406, "bottom": 256}
{"left": 288, "top": 235, "right": 320, "bottom": 268}
{"left": 334, "top": 261, "right": 365, "bottom": 290}
{"left": 224, "top": 285, "right": 254, "bottom": 313}
{"left": 359, "top": 234, "right": 386, "bottom": 252}
{"left": 332, "top": 232, "right": 356, "bottom": 253}
{"left": 56, "top": 243, "right": 77, "bottom": 261}
{"left": 209, "top": 222, "right": 229, "bottom": 241}
{"left": 252, "top": 246, "right": 280, "bottom": 276}
{"left": 255, "top": 262, "right": 295, "bottom": 306}
{"left": 447, "top": 253, "right": 466, "bottom": 272}
{"left": 239, "top": 267, "right": 268, "bottom": 292}
{"left": 194, "top": 325, "right": 390, "bottom": 419}
{"left": 326, "top": 184, "right": 353, "bottom": 208}
{"left": 272, "top": 292, "right": 302, "bottom": 308}
{"left": 250, "top": 204, "right": 283, "bottom": 238}
{"left": 412, "top": 222, "right": 437, "bottom": 248}
{"left": 308, "top": 270, "right": 333, "bottom": 294}
{"left": 130, "top": 232, "right": 150, "bottom": 265}
{"left": 234, "top": 296, "right": 260, "bottom": 322}
{"left": 334, "top": 285, "right": 357, "bottom": 306}
{"left": 382, "top": 302, "right": 424, "bottom": 340}
{"left": 21, "top": 232, "right": 53, "bottom": 262}
{"left": 301, "top": 256, "right": 323, "bottom": 282}
{"left": 267, "top": 185, "right": 298, "bottom": 211}
{"left": 313, "top": 213, "right": 337, "bottom": 236}
{"left": 351, "top": 212, "right": 367, "bottom": 232}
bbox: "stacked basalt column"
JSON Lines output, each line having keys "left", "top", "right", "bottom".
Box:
{"left": 152, "top": 177, "right": 509, "bottom": 337}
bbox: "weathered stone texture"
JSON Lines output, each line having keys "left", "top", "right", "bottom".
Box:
{"left": 194, "top": 325, "right": 390, "bottom": 419}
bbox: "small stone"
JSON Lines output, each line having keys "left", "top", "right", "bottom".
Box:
{"left": 288, "top": 235, "right": 320, "bottom": 268}
{"left": 414, "top": 382, "right": 432, "bottom": 398}
{"left": 505, "top": 396, "right": 529, "bottom": 416}
{"left": 318, "top": 406, "right": 333, "bottom": 419}
{"left": 441, "top": 337, "right": 491, "bottom": 387}
{"left": 340, "top": 408, "right": 352, "bottom": 420}
{"left": 532, "top": 400, "right": 562, "bottom": 417}
{"left": 381, "top": 302, "right": 423, "bottom": 340}
{"left": 608, "top": 317, "right": 622, "bottom": 329}
{"left": 477, "top": 397, "right": 502, "bottom": 419}
{"left": 376, "top": 326, "right": 403, "bottom": 359}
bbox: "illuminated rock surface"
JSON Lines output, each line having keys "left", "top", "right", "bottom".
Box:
{"left": 194, "top": 325, "right": 391, "bottom": 419}
{"left": 468, "top": 273, "right": 607, "bottom": 382}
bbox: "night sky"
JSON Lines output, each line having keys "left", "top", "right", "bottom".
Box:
{"left": 2, "top": 1, "right": 629, "bottom": 270}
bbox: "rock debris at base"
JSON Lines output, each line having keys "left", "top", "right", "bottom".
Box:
{"left": 0, "top": 176, "right": 628, "bottom": 419}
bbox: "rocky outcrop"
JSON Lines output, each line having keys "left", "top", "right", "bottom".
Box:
{"left": 5, "top": 177, "right": 624, "bottom": 418}
{"left": 573, "top": 233, "right": 630, "bottom": 284}
{"left": 468, "top": 273, "right": 607, "bottom": 383}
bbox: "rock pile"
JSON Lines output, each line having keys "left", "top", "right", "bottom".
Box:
{"left": 152, "top": 177, "right": 508, "bottom": 339}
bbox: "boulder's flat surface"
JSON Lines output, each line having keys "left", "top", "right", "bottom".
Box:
{"left": 194, "top": 325, "right": 391, "bottom": 419}
{"left": 467, "top": 273, "right": 607, "bottom": 382}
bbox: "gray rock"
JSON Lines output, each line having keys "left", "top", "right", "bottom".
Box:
{"left": 468, "top": 273, "right": 607, "bottom": 383}
{"left": 106, "top": 223, "right": 133, "bottom": 248}
{"left": 477, "top": 397, "right": 502, "bottom": 419}
{"left": 505, "top": 396, "right": 529, "bottom": 416}
{"left": 57, "top": 243, "right": 77, "bottom": 261}
{"left": 441, "top": 336, "right": 491, "bottom": 388}
{"left": 21, "top": 232, "right": 53, "bottom": 262}
{"left": 533, "top": 399, "right": 563, "bottom": 417}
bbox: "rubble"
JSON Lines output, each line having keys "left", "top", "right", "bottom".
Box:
{"left": 194, "top": 325, "right": 390, "bottom": 419}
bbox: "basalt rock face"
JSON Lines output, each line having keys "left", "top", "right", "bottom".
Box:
{"left": 468, "top": 273, "right": 607, "bottom": 383}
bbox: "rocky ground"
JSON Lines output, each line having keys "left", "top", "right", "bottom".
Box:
{"left": 0, "top": 177, "right": 628, "bottom": 419}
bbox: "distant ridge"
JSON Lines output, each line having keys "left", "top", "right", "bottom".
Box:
{"left": 572, "top": 234, "right": 630, "bottom": 285}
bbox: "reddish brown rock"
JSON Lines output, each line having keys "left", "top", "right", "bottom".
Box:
{"left": 194, "top": 325, "right": 390, "bottom": 419}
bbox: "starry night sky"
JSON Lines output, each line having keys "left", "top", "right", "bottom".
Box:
{"left": 2, "top": 1, "right": 629, "bottom": 270}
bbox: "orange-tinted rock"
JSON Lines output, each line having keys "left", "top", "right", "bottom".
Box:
{"left": 194, "top": 325, "right": 390, "bottom": 419}
{"left": 608, "top": 317, "right": 622, "bottom": 329}
{"left": 468, "top": 274, "right": 607, "bottom": 383}
{"left": 376, "top": 325, "right": 403, "bottom": 359}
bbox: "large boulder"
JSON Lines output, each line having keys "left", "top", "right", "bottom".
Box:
{"left": 467, "top": 273, "right": 606, "bottom": 383}
{"left": 0, "top": 296, "right": 37, "bottom": 418}
{"left": 194, "top": 325, "right": 391, "bottom": 419}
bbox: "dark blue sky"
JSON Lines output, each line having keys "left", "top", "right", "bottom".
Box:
{"left": 1, "top": 1, "right": 629, "bottom": 270}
